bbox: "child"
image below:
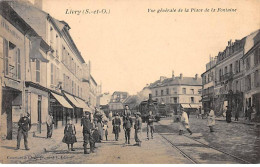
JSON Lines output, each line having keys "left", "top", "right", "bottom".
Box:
{"left": 62, "top": 117, "right": 77, "bottom": 151}
{"left": 103, "top": 120, "right": 109, "bottom": 141}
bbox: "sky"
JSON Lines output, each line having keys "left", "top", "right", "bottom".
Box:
{"left": 41, "top": 0, "right": 260, "bottom": 95}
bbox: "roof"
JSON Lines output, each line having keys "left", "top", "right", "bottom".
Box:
{"left": 90, "top": 75, "right": 97, "bottom": 86}
{"left": 112, "top": 91, "right": 129, "bottom": 96}
{"left": 9, "top": 0, "right": 85, "bottom": 63}
{"left": 149, "top": 76, "right": 202, "bottom": 88}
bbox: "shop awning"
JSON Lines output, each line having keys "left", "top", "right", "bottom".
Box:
{"left": 64, "top": 93, "right": 82, "bottom": 108}
{"left": 51, "top": 92, "right": 73, "bottom": 108}
{"left": 190, "top": 104, "right": 202, "bottom": 109}
{"left": 181, "top": 104, "right": 191, "bottom": 108}
{"left": 75, "top": 97, "right": 92, "bottom": 112}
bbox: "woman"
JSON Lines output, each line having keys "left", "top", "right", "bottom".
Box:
{"left": 62, "top": 117, "right": 77, "bottom": 151}
{"left": 179, "top": 108, "right": 192, "bottom": 135}
{"left": 207, "top": 109, "right": 215, "bottom": 132}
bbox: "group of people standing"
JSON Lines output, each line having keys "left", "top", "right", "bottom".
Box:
{"left": 112, "top": 105, "right": 143, "bottom": 146}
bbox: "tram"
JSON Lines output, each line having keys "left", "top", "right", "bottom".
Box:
{"left": 138, "top": 94, "right": 162, "bottom": 122}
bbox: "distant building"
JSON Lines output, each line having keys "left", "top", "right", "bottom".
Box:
{"left": 201, "top": 57, "right": 217, "bottom": 111}
{"left": 148, "top": 71, "right": 202, "bottom": 113}
{"left": 109, "top": 91, "right": 129, "bottom": 112}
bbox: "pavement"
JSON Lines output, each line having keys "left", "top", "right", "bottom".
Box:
{"left": 159, "top": 116, "right": 260, "bottom": 163}
{"left": 0, "top": 122, "right": 66, "bottom": 163}
{"left": 1, "top": 116, "right": 259, "bottom": 164}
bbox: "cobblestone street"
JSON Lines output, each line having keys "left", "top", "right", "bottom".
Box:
{"left": 1, "top": 116, "right": 259, "bottom": 164}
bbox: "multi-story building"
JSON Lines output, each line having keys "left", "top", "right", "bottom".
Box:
{"left": 148, "top": 72, "right": 202, "bottom": 113}
{"left": 213, "top": 39, "right": 245, "bottom": 116}
{"left": 0, "top": 1, "right": 50, "bottom": 138}
{"left": 0, "top": 0, "right": 100, "bottom": 139}
{"left": 201, "top": 58, "right": 217, "bottom": 111}
{"left": 201, "top": 29, "right": 260, "bottom": 120}
{"left": 241, "top": 30, "right": 260, "bottom": 117}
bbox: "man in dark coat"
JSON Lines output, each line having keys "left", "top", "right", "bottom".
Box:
{"left": 16, "top": 112, "right": 31, "bottom": 150}
{"left": 123, "top": 115, "right": 133, "bottom": 144}
{"left": 146, "top": 110, "right": 155, "bottom": 140}
{"left": 112, "top": 113, "right": 121, "bottom": 141}
{"left": 81, "top": 112, "right": 95, "bottom": 154}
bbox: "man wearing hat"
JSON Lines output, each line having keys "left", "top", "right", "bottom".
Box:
{"left": 134, "top": 112, "right": 142, "bottom": 146}
{"left": 81, "top": 112, "right": 95, "bottom": 154}
{"left": 112, "top": 113, "right": 121, "bottom": 141}
{"left": 16, "top": 112, "right": 31, "bottom": 150}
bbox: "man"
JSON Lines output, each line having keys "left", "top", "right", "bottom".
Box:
{"left": 81, "top": 112, "right": 95, "bottom": 154}
{"left": 123, "top": 114, "right": 133, "bottom": 144}
{"left": 134, "top": 112, "right": 142, "bottom": 146}
{"left": 123, "top": 105, "right": 131, "bottom": 123}
{"left": 46, "top": 113, "right": 54, "bottom": 138}
{"left": 146, "top": 110, "right": 155, "bottom": 140}
{"left": 112, "top": 113, "right": 121, "bottom": 141}
{"left": 179, "top": 108, "right": 192, "bottom": 135}
{"left": 16, "top": 112, "right": 31, "bottom": 150}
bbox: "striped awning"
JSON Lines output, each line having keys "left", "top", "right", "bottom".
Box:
{"left": 51, "top": 92, "right": 73, "bottom": 108}
{"left": 64, "top": 93, "right": 82, "bottom": 108}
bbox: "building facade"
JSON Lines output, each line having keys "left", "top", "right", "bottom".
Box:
{"left": 201, "top": 29, "right": 260, "bottom": 120}
{"left": 1, "top": 0, "right": 100, "bottom": 139}
{"left": 148, "top": 72, "right": 202, "bottom": 113}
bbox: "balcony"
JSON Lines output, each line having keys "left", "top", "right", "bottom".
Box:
{"left": 220, "top": 72, "right": 233, "bottom": 81}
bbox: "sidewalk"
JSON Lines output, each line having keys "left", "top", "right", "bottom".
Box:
{"left": 215, "top": 117, "right": 260, "bottom": 126}
{"left": 0, "top": 122, "right": 81, "bottom": 163}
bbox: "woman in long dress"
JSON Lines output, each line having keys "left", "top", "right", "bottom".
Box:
{"left": 207, "top": 109, "right": 215, "bottom": 132}
{"left": 62, "top": 117, "right": 77, "bottom": 151}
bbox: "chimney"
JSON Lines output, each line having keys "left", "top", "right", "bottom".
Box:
{"left": 160, "top": 76, "right": 166, "bottom": 82}
{"left": 195, "top": 74, "right": 198, "bottom": 80}
{"left": 89, "top": 60, "right": 91, "bottom": 74}
{"left": 172, "top": 70, "right": 175, "bottom": 79}
{"left": 180, "top": 73, "right": 183, "bottom": 79}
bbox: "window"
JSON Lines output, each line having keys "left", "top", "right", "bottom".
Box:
{"left": 246, "top": 57, "right": 250, "bottom": 70}
{"left": 161, "top": 90, "right": 164, "bottom": 96}
{"left": 16, "top": 49, "right": 21, "bottom": 79}
{"left": 224, "top": 66, "right": 227, "bottom": 74}
{"left": 55, "top": 34, "right": 59, "bottom": 59}
{"left": 246, "top": 75, "right": 251, "bottom": 91}
{"left": 36, "top": 59, "right": 40, "bottom": 83}
{"left": 173, "top": 88, "right": 177, "bottom": 94}
{"left": 230, "top": 63, "right": 233, "bottom": 74}
{"left": 78, "top": 86, "right": 80, "bottom": 96}
{"left": 182, "top": 88, "right": 186, "bottom": 94}
{"left": 51, "top": 63, "right": 54, "bottom": 84}
{"left": 198, "top": 89, "right": 202, "bottom": 94}
{"left": 81, "top": 88, "right": 82, "bottom": 98}
{"left": 254, "top": 70, "right": 259, "bottom": 87}
{"left": 3, "top": 39, "right": 21, "bottom": 80}
{"left": 50, "top": 27, "right": 53, "bottom": 44}
{"left": 191, "top": 97, "right": 194, "bottom": 103}
{"left": 191, "top": 89, "right": 194, "bottom": 94}
{"left": 174, "top": 97, "right": 178, "bottom": 104}
{"left": 166, "top": 88, "right": 169, "bottom": 95}
{"left": 254, "top": 47, "right": 260, "bottom": 66}
{"left": 219, "top": 69, "right": 221, "bottom": 81}
{"left": 235, "top": 61, "right": 239, "bottom": 73}
{"left": 56, "top": 67, "right": 59, "bottom": 85}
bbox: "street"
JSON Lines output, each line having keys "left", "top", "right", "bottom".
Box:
{"left": 1, "top": 116, "right": 259, "bottom": 164}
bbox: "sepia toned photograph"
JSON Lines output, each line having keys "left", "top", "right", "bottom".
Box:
{"left": 0, "top": 0, "right": 259, "bottom": 164}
